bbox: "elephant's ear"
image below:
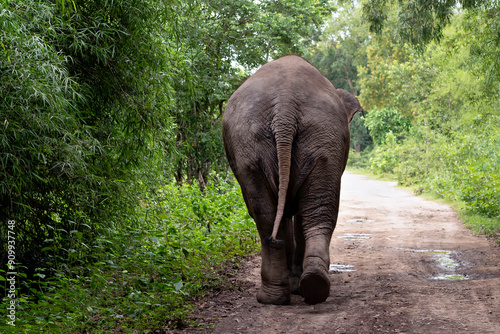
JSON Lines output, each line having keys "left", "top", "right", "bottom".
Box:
{"left": 336, "top": 89, "right": 363, "bottom": 123}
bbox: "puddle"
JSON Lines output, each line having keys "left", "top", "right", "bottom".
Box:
{"left": 329, "top": 263, "right": 356, "bottom": 273}
{"left": 418, "top": 250, "right": 459, "bottom": 270}
{"left": 347, "top": 218, "right": 375, "bottom": 224}
{"left": 408, "top": 249, "right": 468, "bottom": 281}
{"left": 433, "top": 274, "right": 469, "bottom": 281}
{"left": 338, "top": 233, "right": 372, "bottom": 241}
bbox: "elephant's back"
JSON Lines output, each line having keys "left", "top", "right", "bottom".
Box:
{"left": 223, "top": 54, "right": 349, "bottom": 161}
{"left": 224, "top": 56, "right": 343, "bottom": 127}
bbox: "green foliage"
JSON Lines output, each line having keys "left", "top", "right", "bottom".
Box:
{"left": 461, "top": 6, "right": 500, "bottom": 97}
{"left": 365, "top": 116, "right": 500, "bottom": 225}
{"left": 307, "top": 2, "right": 368, "bottom": 93}
{"left": 461, "top": 210, "right": 500, "bottom": 242}
{"left": 349, "top": 113, "right": 373, "bottom": 152}
{"left": 0, "top": 0, "right": 177, "bottom": 274}
{"left": 1, "top": 179, "right": 258, "bottom": 332}
{"left": 347, "top": 147, "right": 373, "bottom": 169}
{"left": 362, "top": 0, "right": 490, "bottom": 49}
{"left": 375, "top": 115, "right": 500, "bottom": 220}
{"left": 369, "top": 132, "right": 399, "bottom": 174}
{"left": 386, "top": 54, "right": 437, "bottom": 118}
{"left": 363, "top": 108, "right": 412, "bottom": 145}
{"left": 0, "top": 0, "right": 97, "bottom": 271}
{"left": 356, "top": 32, "right": 409, "bottom": 112}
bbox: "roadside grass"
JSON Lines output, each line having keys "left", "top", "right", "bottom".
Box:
{"left": 460, "top": 211, "right": 500, "bottom": 242}
{"left": 0, "top": 180, "right": 259, "bottom": 333}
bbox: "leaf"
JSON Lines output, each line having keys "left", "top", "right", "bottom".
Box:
{"left": 174, "top": 281, "right": 183, "bottom": 291}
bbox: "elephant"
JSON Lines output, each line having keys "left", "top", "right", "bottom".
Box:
{"left": 222, "top": 55, "right": 362, "bottom": 305}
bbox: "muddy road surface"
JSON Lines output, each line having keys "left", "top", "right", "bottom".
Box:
{"left": 180, "top": 172, "right": 500, "bottom": 333}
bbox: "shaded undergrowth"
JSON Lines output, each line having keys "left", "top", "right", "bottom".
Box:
{"left": 1, "top": 180, "right": 259, "bottom": 333}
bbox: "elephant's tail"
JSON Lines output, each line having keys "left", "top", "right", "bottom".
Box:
{"left": 266, "top": 112, "right": 297, "bottom": 246}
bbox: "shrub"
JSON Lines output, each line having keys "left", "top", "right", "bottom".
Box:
{"left": 369, "top": 132, "right": 399, "bottom": 174}
{"left": 347, "top": 148, "right": 373, "bottom": 169}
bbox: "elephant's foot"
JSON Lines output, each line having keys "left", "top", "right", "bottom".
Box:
{"left": 299, "top": 257, "right": 330, "bottom": 304}
{"left": 256, "top": 284, "right": 290, "bottom": 305}
{"left": 299, "top": 271, "right": 330, "bottom": 304}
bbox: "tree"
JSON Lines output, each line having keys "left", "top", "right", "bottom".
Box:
{"left": 307, "top": 2, "right": 369, "bottom": 93}
{"left": 462, "top": 6, "right": 500, "bottom": 98}
{"left": 355, "top": 11, "right": 410, "bottom": 113}
{"left": 361, "top": 1, "right": 500, "bottom": 100}
{"left": 361, "top": 0, "right": 490, "bottom": 49}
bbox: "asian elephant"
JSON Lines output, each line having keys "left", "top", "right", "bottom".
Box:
{"left": 222, "top": 55, "right": 362, "bottom": 305}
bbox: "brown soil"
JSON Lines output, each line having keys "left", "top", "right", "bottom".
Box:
{"left": 173, "top": 172, "right": 500, "bottom": 333}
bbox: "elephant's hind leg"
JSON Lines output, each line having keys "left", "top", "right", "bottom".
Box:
{"left": 295, "top": 162, "right": 340, "bottom": 304}
{"left": 296, "top": 201, "right": 335, "bottom": 304}
{"left": 299, "top": 234, "right": 331, "bottom": 304}
{"left": 239, "top": 174, "right": 291, "bottom": 305}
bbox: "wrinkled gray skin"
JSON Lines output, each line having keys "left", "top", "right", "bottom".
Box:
{"left": 222, "top": 55, "right": 362, "bottom": 305}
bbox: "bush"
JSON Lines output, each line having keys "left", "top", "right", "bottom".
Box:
{"left": 347, "top": 148, "right": 373, "bottom": 169}
{"left": 458, "top": 165, "right": 500, "bottom": 218}
{"left": 369, "top": 132, "right": 399, "bottom": 174}
{"left": 363, "top": 108, "right": 412, "bottom": 145}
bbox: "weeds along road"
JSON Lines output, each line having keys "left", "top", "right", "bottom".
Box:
{"left": 181, "top": 172, "right": 500, "bottom": 334}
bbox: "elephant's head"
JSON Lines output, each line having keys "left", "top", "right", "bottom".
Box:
{"left": 336, "top": 88, "right": 363, "bottom": 122}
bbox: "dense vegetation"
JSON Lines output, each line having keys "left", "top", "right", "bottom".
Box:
{"left": 1, "top": 0, "right": 498, "bottom": 332}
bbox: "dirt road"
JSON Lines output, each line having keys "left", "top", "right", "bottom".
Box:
{"left": 183, "top": 172, "right": 500, "bottom": 333}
